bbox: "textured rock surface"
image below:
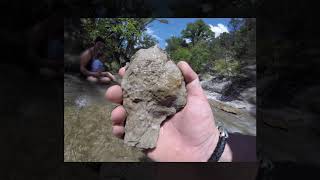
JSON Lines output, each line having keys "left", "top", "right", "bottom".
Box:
{"left": 121, "top": 46, "right": 187, "bottom": 149}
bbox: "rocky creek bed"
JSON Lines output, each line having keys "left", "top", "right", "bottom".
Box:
{"left": 64, "top": 72, "right": 256, "bottom": 162}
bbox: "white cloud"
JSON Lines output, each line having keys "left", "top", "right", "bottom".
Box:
{"left": 146, "top": 27, "right": 153, "bottom": 34}
{"left": 165, "top": 42, "right": 168, "bottom": 47}
{"left": 209, "top": 24, "right": 229, "bottom": 38}
{"left": 146, "top": 27, "right": 162, "bottom": 41}
{"left": 183, "top": 38, "right": 191, "bottom": 44}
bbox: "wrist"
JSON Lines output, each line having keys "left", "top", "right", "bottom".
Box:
{"left": 217, "top": 142, "right": 232, "bottom": 162}
{"left": 205, "top": 126, "right": 232, "bottom": 162}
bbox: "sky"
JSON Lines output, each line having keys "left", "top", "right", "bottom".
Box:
{"left": 145, "top": 18, "right": 231, "bottom": 49}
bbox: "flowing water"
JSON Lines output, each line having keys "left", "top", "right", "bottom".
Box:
{"left": 64, "top": 74, "right": 146, "bottom": 162}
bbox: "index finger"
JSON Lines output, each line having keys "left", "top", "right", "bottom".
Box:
{"left": 118, "top": 67, "right": 126, "bottom": 77}
{"left": 105, "top": 85, "right": 123, "bottom": 104}
{"left": 177, "top": 61, "right": 198, "bottom": 84}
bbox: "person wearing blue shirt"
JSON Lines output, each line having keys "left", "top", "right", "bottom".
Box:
{"left": 91, "top": 54, "right": 106, "bottom": 73}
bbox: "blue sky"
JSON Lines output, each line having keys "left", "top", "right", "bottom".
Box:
{"left": 145, "top": 18, "right": 231, "bottom": 49}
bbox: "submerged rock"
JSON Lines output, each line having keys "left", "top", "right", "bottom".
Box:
{"left": 121, "top": 46, "right": 187, "bottom": 149}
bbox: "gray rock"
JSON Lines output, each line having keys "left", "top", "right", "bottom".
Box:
{"left": 240, "top": 87, "right": 256, "bottom": 105}
{"left": 199, "top": 73, "right": 214, "bottom": 82}
{"left": 212, "top": 80, "right": 232, "bottom": 93}
{"left": 201, "top": 79, "right": 232, "bottom": 94}
{"left": 121, "top": 46, "right": 187, "bottom": 149}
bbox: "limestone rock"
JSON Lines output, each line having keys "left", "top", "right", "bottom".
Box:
{"left": 121, "top": 46, "right": 187, "bottom": 149}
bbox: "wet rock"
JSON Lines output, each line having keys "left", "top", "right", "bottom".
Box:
{"left": 201, "top": 76, "right": 232, "bottom": 94}
{"left": 209, "top": 99, "right": 243, "bottom": 115}
{"left": 121, "top": 46, "right": 187, "bottom": 149}
{"left": 242, "top": 64, "right": 256, "bottom": 79}
{"left": 240, "top": 87, "right": 256, "bottom": 105}
{"left": 212, "top": 80, "right": 232, "bottom": 94}
{"left": 199, "top": 73, "right": 214, "bottom": 82}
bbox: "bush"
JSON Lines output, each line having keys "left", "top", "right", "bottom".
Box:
{"left": 213, "top": 58, "right": 240, "bottom": 77}
{"left": 105, "top": 60, "right": 120, "bottom": 73}
{"left": 169, "top": 43, "right": 211, "bottom": 73}
{"left": 170, "top": 48, "right": 192, "bottom": 63}
{"left": 189, "top": 43, "right": 210, "bottom": 73}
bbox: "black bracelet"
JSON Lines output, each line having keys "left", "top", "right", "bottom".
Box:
{"left": 208, "top": 125, "right": 228, "bottom": 162}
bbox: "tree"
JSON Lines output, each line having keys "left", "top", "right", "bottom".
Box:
{"left": 136, "top": 33, "right": 158, "bottom": 49}
{"left": 80, "top": 18, "right": 167, "bottom": 66}
{"left": 170, "top": 48, "right": 192, "bottom": 63}
{"left": 218, "top": 32, "right": 233, "bottom": 48}
{"left": 181, "top": 19, "right": 214, "bottom": 46}
{"left": 189, "top": 42, "right": 210, "bottom": 73}
{"left": 166, "top": 20, "right": 214, "bottom": 73}
{"left": 164, "top": 18, "right": 255, "bottom": 76}
{"left": 208, "top": 38, "right": 224, "bottom": 60}
{"left": 169, "top": 41, "right": 210, "bottom": 73}
{"left": 165, "top": 36, "right": 187, "bottom": 53}
{"left": 242, "top": 18, "right": 256, "bottom": 59}
{"left": 228, "top": 18, "right": 243, "bottom": 32}
{"left": 228, "top": 18, "right": 256, "bottom": 61}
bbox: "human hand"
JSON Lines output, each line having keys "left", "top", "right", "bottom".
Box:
{"left": 101, "top": 71, "right": 115, "bottom": 81}
{"left": 105, "top": 61, "right": 232, "bottom": 162}
{"left": 91, "top": 71, "right": 102, "bottom": 78}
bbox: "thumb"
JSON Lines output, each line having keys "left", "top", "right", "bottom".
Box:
{"left": 177, "top": 61, "right": 205, "bottom": 98}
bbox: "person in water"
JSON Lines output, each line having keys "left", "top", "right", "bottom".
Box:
{"left": 80, "top": 36, "right": 115, "bottom": 83}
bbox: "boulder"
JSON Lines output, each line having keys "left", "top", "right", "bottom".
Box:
{"left": 201, "top": 77, "right": 232, "bottom": 94}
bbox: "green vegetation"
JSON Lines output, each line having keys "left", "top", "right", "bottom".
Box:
{"left": 77, "top": 18, "right": 168, "bottom": 71}
{"left": 181, "top": 19, "right": 214, "bottom": 46}
{"left": 213, "top": 59, "right": 240, "bottom": 77}
{"left": 170, "top": 48, "right": 191, "bottom": 63}
{"left": 189, "top": 42, "right": 210, "bottom": 72}
{"left": 105, "top": 60, "right": 121, "bottom": 73}
{"left": 166, "top": 18, "right": 256, "bottom": 76}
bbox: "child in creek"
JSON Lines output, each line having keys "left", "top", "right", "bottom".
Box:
{"left": 89, "top": 52, "right": 115, "bottom": 83}
{"left": 80, "top": 36, "right": 115, "bottom": 84}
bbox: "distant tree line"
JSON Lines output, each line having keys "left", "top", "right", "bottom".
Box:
{"left": 165, "top": 18, "right": 256, "bottom": 76}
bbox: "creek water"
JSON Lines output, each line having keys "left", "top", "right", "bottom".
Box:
{"left": 64, "top": 74, "right": 146, "bottom": 162}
